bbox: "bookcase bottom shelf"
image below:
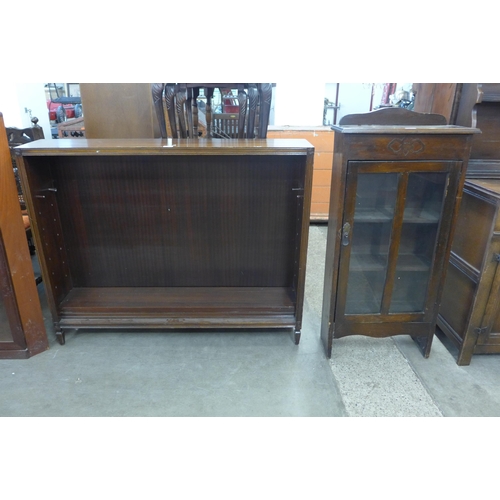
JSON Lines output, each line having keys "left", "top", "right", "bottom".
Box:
{"left": 57, "top": 286, "right": 298, "bottom": 332}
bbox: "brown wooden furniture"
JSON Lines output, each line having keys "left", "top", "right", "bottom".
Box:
{"left": 267, "top": 126, "right": 334, "bottom": 221}
{"left": 415, "top": 84, "right": 500, "bottom": 363}
{"left": 152, "top": 84, "right": 272, "bottom": 139}
{"left": 412, "top": 83, "right": 460, "bottom": 124}
{"left": 413, "top": 83, "right": 500, "bottom": 178}
{"left": 453, "top": 83, "right": 500, "bottom": 178}
{"left": 433, "top": 84, "right": 500, "bottom": 364}
{"left": 437, "top": 179, "right": 500, "bottom": 365}
{"left": 15, "top": 138, "right": 314, "bottom": 346}
{"left": 0, "top": 112, "right": 48, "bottom": 358}
{"left": 320, "top": 107, "right": 478, "bottom": 358}
{"left": 80, "top": 83, "right": 160, "bottom": 138}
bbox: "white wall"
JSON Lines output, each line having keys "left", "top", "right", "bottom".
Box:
{"left": 0, "top": 83, "right": 52, "bottom": 139}
{"left": 273, "top": 81, "right": 325, "bottom": 126}
{"left": 326, "top": 83, "right": 374, "bottom": 124}
{"left": 339, "top": 83, "right": 373, "bottom": 122}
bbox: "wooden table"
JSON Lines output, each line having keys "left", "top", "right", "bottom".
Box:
{"left": 15, "top": 138, "right": 314, "bottom": 345}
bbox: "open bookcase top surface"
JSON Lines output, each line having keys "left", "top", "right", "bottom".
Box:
{"left": 15, "top": 138, "right": 314, "bottom": 156}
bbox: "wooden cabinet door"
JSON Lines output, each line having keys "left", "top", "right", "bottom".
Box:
{"left": 474, "top": 237, "right": 500, "bottom": 351}
{"left": 334, "top": 160, "right": 462, "bottom": 339}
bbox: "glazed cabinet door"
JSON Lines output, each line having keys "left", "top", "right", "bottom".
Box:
{"left": 0, "top": 240, "right": 27, "bottom": 350}
{"left": 334, "top": 160, "right": 462, "bottom": 338}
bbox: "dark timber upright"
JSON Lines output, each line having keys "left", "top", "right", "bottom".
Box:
{"left": 0, "top": 112, "right": 48, "bottom": 358}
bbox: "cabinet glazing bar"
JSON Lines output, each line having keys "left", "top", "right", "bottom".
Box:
{"left": 380, "top": 172, "right": 409, "bottom": 314}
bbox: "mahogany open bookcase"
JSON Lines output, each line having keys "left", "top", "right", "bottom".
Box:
{"left": 15, "top": 139, "right": 314, "bottom": 345}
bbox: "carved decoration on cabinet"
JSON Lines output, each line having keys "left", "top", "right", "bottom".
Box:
{"left": 387, "top": 138, "right": 425, "bottom": 156}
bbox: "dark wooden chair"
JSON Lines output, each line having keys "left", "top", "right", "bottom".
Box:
{"left": 152, "top": 83, "right": 272, "bottom": 139}
{"left": 6, "top": 117, "right": 44, "bottom": 210}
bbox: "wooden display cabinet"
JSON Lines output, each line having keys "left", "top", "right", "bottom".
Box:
{"left": 438, "top": 179, "right": 500, "bottom": 365}
{"left": 15, "top": 138, "right": 314, "bottom": 345}
{"left": 320, "top": 109, "right": 477, "bottom": 358}
{"left": 0, "top": 113, "right": 48, "bottom": 358}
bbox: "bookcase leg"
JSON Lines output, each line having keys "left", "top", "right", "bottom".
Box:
{"left": 294, "top": 329, "right": 301, "bottom": 345}
{"left": 55, "top": 325, "right": 65, "bottom": 345}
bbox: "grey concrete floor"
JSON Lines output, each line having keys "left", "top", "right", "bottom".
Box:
{"left": 2, "top": 224, "right": 500, "bottom": 417}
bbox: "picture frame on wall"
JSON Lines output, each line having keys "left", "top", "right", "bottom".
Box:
{"left": 67, "top": 83, "right": 80, "bottom": 97}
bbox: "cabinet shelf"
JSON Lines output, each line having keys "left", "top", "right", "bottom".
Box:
{"left": 59, "top": 286, "right": 296, "bottom": 329}
{"left": 354, "top": 208, "right": 441, "bottom": 224}
{"left": 349, "top": 253, "right": 431, "bottom": 272}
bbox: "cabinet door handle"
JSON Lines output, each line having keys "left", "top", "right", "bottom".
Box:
{"left": 342, "top": 222, "right": 351, "bottom": 246}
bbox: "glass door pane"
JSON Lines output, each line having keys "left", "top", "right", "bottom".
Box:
{"left": 0, "top": 255, "right": 15, "bottom": 343}
{"left": 390, "top": 172, "right": 447, "bottom": 313}
{"left": 0, "top": 292, "right": 14, "bottom": 342}
{"left": 343, "top": 169, "right": 449, "bottom": 316}
{"left": 345, "top": 173, "right": 398, "bottom": 314}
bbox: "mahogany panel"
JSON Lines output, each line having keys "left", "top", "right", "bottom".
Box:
{"left": 50, "top": 154, "right": 303, "bottom": 287}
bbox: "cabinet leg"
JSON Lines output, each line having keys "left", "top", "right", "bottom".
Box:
{"left": 411, "top": 334, "right": 433, "bottom": 358}
{"left": 294, "top": 329, "right": 301, "bottom": 345}
{"left": 456, "top": 347, "right": 473, "bottom": 366}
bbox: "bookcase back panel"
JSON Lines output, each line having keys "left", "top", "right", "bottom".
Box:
{"left": 46, "top": 154, "right": 304, "bottom": 287}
